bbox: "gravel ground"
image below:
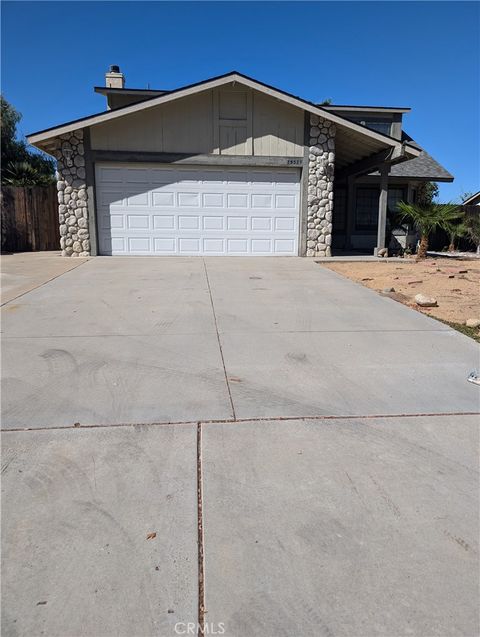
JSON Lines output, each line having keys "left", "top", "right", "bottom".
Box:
{"left": 320, "top": 258, "right": 480, "bottom": 326}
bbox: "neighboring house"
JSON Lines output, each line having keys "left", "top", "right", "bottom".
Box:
{"left": 463, "top": 192, "right": 480, "bottom": 206}
{"left": 27, "top": 67, "right": 453, "bottom": 257}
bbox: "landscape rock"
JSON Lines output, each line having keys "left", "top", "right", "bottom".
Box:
{"left": 415, "top": 294, "right": 438, "bottom": 307}
{"left": 465, "top": 319, "right": 480, "bottom": 328}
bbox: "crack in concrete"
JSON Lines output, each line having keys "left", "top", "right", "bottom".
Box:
{"left": 202, "top": 259, "right": 236, "bottom": 421}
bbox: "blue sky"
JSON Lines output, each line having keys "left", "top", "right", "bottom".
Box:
{"left": 2, "top": 1, "right": 479, "bottom": 200}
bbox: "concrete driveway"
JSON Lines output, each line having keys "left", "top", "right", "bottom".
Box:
{"left": 2, "top": 254, "right": 479, "bottom": 636}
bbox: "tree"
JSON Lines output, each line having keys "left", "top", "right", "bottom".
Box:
{"left": 416, "top": 182, "right": 439, "bottom": 206}
{"left": 1, "top": 96, "right": 55, "bottom": 186}
{"left": 447, "top": 220, "right": 467, "bottom": 252}
{"left": 397, "top": 201, "right": 462, "bottom": 260}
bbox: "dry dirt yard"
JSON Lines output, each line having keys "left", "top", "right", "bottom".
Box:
{"left": 321, "top": 258, "right": 480, "bottom": 330}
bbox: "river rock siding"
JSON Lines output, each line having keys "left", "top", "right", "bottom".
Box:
{"left": 306, "top": 115, "right": 335, "bottom": 257}
{"left": 54, "top": 129, "right": 90, "bottom": 257}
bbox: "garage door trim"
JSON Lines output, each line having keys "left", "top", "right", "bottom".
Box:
{"left": 95, "top": 162, "right": 302, "bottom": 256}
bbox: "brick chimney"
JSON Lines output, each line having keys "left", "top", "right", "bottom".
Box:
{"left": 105, "top": 65, "right": 125, "bottom": 89}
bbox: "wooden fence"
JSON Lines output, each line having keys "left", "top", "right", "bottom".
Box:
{"left": 1, "top": 184, "right": 59, "bottom": 252}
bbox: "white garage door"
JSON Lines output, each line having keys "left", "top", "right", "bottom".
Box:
{"left": 95, "top": 163, "right": 300, "bottom": 256}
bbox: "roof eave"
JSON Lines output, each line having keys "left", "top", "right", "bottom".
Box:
{"left": 26, "top": 71, "right": 421, "bottom": 157}
{"left": 463, "top": 191, "right": 480, "bottom": 205}
{"left": 94, "top": 86, "right": 168, "bottom": 96}
{"left": 323, "top": 105, "right": 411, "bottom": 113}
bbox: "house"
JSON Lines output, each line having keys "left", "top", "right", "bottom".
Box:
{"left": 27, "top": 67, "right": 453, "bottom": 257}
{"left": 463, "top": 192, "right": 480, "bottom": 206}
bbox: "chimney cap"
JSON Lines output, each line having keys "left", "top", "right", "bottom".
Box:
{"left": 109, "top": 65, "right": 121, "bottom": 73}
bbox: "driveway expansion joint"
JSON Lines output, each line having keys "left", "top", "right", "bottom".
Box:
{"left": 3, "top": 411, "right": 479, "bottom": 433}
{"left": 1, "top": 258, "right": 90, "bottom": 307}
{"left": 197, "top": 422, "right": 206, "bottom": 635}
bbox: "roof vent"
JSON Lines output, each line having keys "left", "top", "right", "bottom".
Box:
{"left": 105, "top": 65, "right": 125, "bottom": 89}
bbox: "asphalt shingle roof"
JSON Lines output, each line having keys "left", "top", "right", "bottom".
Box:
{"left": 370, "top": 132, "right": 453, "bottom": 181}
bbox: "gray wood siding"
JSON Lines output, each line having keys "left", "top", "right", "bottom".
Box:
{"left": 90, "top": 88, "right": 304, "bottom": 157}
{"left": 253, "top": 92, "right": 304, "bottom": 156}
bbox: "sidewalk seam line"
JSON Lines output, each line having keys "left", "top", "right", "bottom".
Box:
{"left": 3, "top": 412, "right": 478, "bottom": 433}
{"left": 197, "top": 422, "right": 206, "bottom": 636}
{"left": 1, "top": 258, "right": 90, "bottom": 307}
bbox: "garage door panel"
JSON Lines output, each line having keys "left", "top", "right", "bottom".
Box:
{"left": 251, "top": 217, "right": 272, "bottom": 231}
{"left": 275, "top": 238, "right": 296, "bottom": 252}
{"left": 178, "top": 192, "right": 200, "bottom": 207}
{"left": 153, "top": 215, "right": 175, "bottom": 229}
{"left": 203, "top": 216, "right": 224, "bottom": 230}
{"left": 178, "top": 216, "right": 200, "bottom": 230}
{"left": 96, "top": 164, "right": 300, "bottom": 256}
{"left": 202, "top": 193, "right": 224, "bottom": 207}
{"left": 126, "top": 192, "right": 149, "bottom": 206}
{"left": 127, "top": 215, "right": 150, "bottom": 230}
{"left": 203, "top": 238, "right": 224, "bottom": 253}
{"left": 227, "top": 216, "right": 248, "bottom": 230}
{"left": 152, "top": 192, "right": 175, "bottom": 207}
{"left": 154, "top": 238, "right": 176, "bottom": 253}
{"left": 275, "top": 194, "right": 297, "bottom": 208}
{"left": 227, "top": 239, "right": 248, "bottom": 253}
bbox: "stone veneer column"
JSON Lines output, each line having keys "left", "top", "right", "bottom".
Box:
{"left": 306, "top": 114, "right": 336, "bottom": 256}
{"left": 54, "top": 129, "right": 90, "bottom": 257}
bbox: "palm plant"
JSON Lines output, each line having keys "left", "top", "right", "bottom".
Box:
{"left": 447, "top": 220, "right": 467, "bottom": 252}
{"left": 396, "top": 201, "right": 462, "bottom": 260}
{"left": 463, "top": 210, "right": 480, "bottom": 255}
{"left": 3, "top": 161, "right": 54, "bottom": 187}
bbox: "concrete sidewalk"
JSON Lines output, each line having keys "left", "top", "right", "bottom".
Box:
{"left": 202, "top": 415, "right": 479, "bottom": 637}
{"left": 2, "top": 414, "right": 478, "bottom": 637}
{"left": 2, "top": 424, "right": 198, "bottom": 637}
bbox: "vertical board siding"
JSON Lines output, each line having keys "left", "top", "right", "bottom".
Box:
{"left": 90, "top": 88, "right": 304, "bottom": 157}
{"left": 1, "top": 185, "right": 59, "bottom": 252}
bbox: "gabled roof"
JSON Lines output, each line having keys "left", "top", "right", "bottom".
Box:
{"left": 26, "top": 70, "right": 421, "bottom": 161}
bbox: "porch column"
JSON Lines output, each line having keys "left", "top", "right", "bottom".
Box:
{"left": 374, "top": 164, "right": 389, "bottom": 255}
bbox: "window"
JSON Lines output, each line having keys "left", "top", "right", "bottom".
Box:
{"left": 333, "top": 187, "right": 346, "bottom": 231}
{"left": 363, "top": 121, "right": 392, "bottom": 136}
{"left": 387, "top": 188, "right": 406, "bottom": 215}
{"left": 355, "top": 188, "right": 379, "bottom": 231}
{"left": 355, "top": 187, "right": 407, "bottom": 232}
{"left": 351, "top": 117, "right": 392, "bottom": 136}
